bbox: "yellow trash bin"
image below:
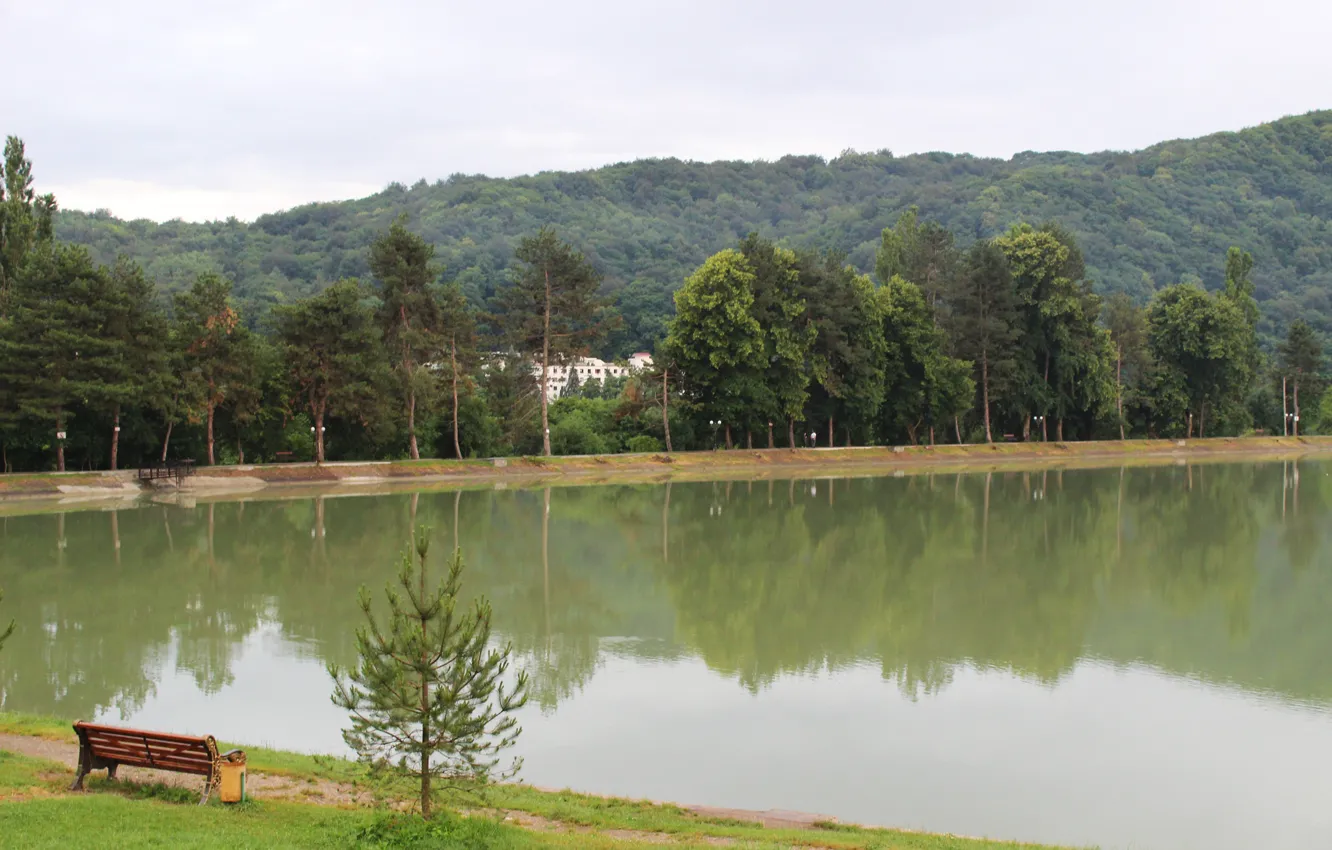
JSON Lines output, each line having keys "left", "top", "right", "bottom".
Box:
{"left": 219, "top": 751, "right": 247, "bottom": 804}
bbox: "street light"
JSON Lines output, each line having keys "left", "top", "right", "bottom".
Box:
{"left": 708, "top": 419, "right": 721, "bottom": 450}
{"left": 1032, "top": 414, "right": 1045, "bottom": 441}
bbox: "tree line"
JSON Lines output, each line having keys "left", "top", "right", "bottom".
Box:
{"left": 54, "top": 111, "right": 1332, "bottom": 358}
{"left": 1, "top": 136, "right": 1327, "bottom": 473}
{"left": 665, "top": 210, "right": 1325, "bottom": 448}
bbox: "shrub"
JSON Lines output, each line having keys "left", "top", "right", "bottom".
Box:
{"left": 625, "top": 435, "right": 664, "bottom": 453}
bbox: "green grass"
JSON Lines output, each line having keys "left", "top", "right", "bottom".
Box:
{"left": 0, "top": 712, "right": 1083, "bottom": 849}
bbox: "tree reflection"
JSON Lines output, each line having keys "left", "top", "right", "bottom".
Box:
{"left": 1, "top": 460, "right": 1329, "bottom": 722}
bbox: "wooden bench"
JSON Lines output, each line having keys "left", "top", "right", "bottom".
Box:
{"left": 70, "top": 721, "right": 245, "bottom": 804}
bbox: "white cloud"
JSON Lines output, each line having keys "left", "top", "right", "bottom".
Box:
{"left": 3, "top": 0, "right": 1329, "bottom": 222}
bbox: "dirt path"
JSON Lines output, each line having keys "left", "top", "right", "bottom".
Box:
{"left": 0, "top": 733, "right": 365, "bottom": 805}
{"left": 0, "top": 732, "right": 843, "bottom": 845}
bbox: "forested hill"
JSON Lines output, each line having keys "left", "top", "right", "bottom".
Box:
{"left": 56, "top": 109, "right": 1332, "bottom": 355}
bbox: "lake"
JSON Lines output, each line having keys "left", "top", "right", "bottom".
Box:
{"left": 2, "top": 461, "right": 1331, "bottom": 849}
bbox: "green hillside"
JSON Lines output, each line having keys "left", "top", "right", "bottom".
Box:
{"left": 56, "top": 109, "right": 1332, "bottom": 355}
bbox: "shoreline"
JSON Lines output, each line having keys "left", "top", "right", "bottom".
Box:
{"left": 0, "top": 713, "right": 1074, "bottom": 848}
{"left": 2, "top": 435, "right": 1330, "bottom": 508}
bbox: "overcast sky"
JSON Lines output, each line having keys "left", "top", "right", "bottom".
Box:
{"left": 3, "top": 0, "right": 1329, "bottom": 223}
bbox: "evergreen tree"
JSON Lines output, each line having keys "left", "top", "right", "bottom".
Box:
{"left": 101, "top": 258, "right": 169, "bottom": 470}
{"left": 948, "top": 242, "right": 1019, "bottom": 442}
{"left": 495, "top": 227, "right": 609, "bottom": 456}
{"left": 0, "top": 136, "right": 57, "bottom": 317}
{"left": 370, "top": 219, "right": 444, "bottom": 461}
{"left": 0, "top": 245, "right": 115, "bottom": 471}
{"left": 175, "top": 272, "right": 256, "bottom": 466}
{"left": 1277, "top": 319, "right": 1323, "bottom": 436}
{"left": 329, "top": 533, "right": 528, "bottom": 818}
{"left": 876, "top": 207, "right": 958, "bottom": 310}
{"left": 273, "top": 280, "right": 388, "bottom": 463}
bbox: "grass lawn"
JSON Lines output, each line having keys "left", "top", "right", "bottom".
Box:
{"left": 0, "top": 712, "right": 1082, "bottom": 849}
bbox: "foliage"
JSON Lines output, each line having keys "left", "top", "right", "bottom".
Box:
{"left": 328, "top": 532, "right": 528, "bottom": 818}
{"left": 52, "top": 111, "right": 1332, "bottom": 357}
{"left": 371, "top": 219, "right": 445, "bottom": 460}
{"left": 272, "top": 279, "right": 389, "bottom": 463}
{"left": 494, "top": 227, "right": 610, "bottom": 455}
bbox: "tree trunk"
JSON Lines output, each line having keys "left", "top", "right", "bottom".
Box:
{"left": 1282, "top": 375, "right": 1289, "bottom": 436}
{"left": 237, "top": 438, "right": 244, "bottom": 466}
{"left": 724, "top": 424, "right": 733, "bottom": 450}
{"left": 929, "top": 426, "right": 935, "bottom": 447}
{"left": 419, "top": 531, "right": 432, "bottom": 818}
{"left": 55, "top": 411, "right": 66, "bottom": 473}
{"left": 541, "top": 267, "right": 553, "bottom": 456}
{"left": 110, "top": 405, "right": 121, "bottom": 471}
{"left": 827, "top": 416, "right": 834, "bottom": 449}
{"left": 451, "top": 335, "right": 462, "bottom": 459}
{"left": 788, "top": 418, "right": 795, "bottom": 450}
{"left": 315, "top": 406, "right": 326, "bottom": 464}
{"left": 1056, "top": 419, "right": 1064, "bottom": 442}
{"left": 407, "top": 388, "right": 420, "bottom": 460}
{"left": 1294, "top": 377, "right": 1300, "bottom": 437}
{"left": 1116, "top": 347, "right": 1125, "bottom": 440}
{"left": 954, "top": 415, "right": 962, "bottom": 444}
{"left": 1042, "top": 351, "right": 1050, "bottom": 442}
{"left": 206, "top": 402, "right": 216, "bottom": 466}
{"left": 746, "top": 431, "right": 753, "bottom": 450}
{"left": 1199, "top": 403, "right": 1207, "bottom": 439}
{"left": 661, "top": 368, "right": 672, "bottom": 453}
{"left": 161, "top": 420, "right": 174, "bottom": 462}
{"left": 981, "top": 351, "right": 993, "bottom": 443}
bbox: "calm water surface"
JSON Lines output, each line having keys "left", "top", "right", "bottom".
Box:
{"left": 3, "top": 462, "right": 1332, "bottom": 849}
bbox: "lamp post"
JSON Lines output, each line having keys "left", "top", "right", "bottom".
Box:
{"left": 708, "top": 419, "right": 721, "bottom": 451}
{"left": 1032, "top": 415, "right": 1045, "bottom": 442}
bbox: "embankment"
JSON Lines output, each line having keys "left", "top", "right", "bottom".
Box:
{"left": 3, "top": 435, "right": 1331, "bottom": 503}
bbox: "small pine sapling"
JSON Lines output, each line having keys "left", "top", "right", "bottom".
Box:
{"left": 329, "top": 531, "right": 528, "bottom": 818}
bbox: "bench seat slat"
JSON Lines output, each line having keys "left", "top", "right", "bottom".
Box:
{"left": 86, "top": 737, "right": 208, "bottom": 757}
{"left": 75, "top": 722, "right": 209, "bottom": 747}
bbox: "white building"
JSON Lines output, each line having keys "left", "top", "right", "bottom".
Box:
{"left": 537, "top": 353, "right": 653, "bottom": 401}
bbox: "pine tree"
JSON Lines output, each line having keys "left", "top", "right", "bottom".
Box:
{"left": 174, "top": 273, "right": 255, "bottom": 466}
{"left": 0, "top": 245, "right": 115, "bottom": 471}
{"left": 0, "top": 136, "right": 57, "bottom": 317}
{"left": 370, "top": 219, "right": 444, "bottom": 460}
{"left": 273, "top": 280, "right": 389, "bottom": 463}
{"left": 329, "top": 533, "right": 528, "bottom": 818}
{"left": 101, "top": 258, "right": 169, "bottom": 470}
{"left": 495, "top": 227, "right": 609, "bottom": 456}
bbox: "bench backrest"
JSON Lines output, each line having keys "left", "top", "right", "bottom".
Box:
{"left": 74, "top": 721, "right": 218, "bottom": 776}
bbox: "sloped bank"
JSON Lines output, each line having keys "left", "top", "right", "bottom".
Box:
{"left": 3, "top": 436, "right": 1332, "bottom": 503}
